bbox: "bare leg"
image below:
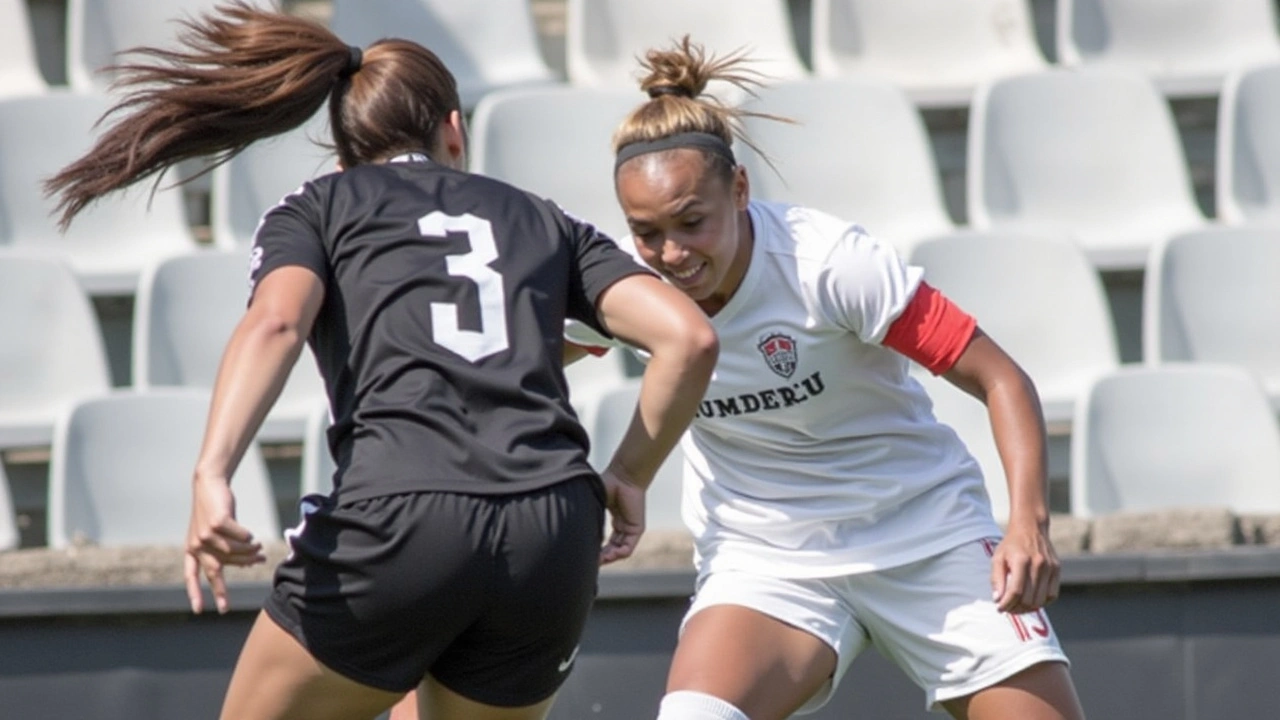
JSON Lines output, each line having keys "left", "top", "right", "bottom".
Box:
{"left": 219, "top": 611, "right": 405, "bottom": 720}
{"left": 388, "top": 692, "right": 420, "bottom": 720}
{"left": 416, "top": 675, "right": 557, "bottom": 720}
{"left": 941, "top": 661, "right": 1085, "bottom": 720}
{"left": 665, "top": 605, "right": 837, "bottom": 720}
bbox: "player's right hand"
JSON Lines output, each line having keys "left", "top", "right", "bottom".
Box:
{"left": 185, "top": 475, "right": 265, "bottom": 614}
{"left": 599, "top": 467, "right": 646, "bottom": 566}
{"left": 990, "top": 521, "right": 1060, "bottom": 614}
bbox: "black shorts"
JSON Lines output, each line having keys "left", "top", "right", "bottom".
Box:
{"left": 263, "top": 476, "right": 605, "bottom": 706}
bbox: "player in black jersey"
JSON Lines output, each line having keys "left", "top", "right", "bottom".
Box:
{"left": 44, "top": 4, "right": 718, "bottom": 719}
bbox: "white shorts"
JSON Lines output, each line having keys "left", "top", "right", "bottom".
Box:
{"left": 681, "top": 537, "right": 1069, "bottom": 714}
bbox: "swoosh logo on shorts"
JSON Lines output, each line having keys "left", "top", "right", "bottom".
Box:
{"left": 558, "top": 645, "right": 580, "bottom": 673}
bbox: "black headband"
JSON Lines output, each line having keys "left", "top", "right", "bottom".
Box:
{"left": 614, "top": 131, "right": 736, "bottom": 172}
{"left": 341, "top": 45, "right": 363, "bottom": 77}
{"left": 648, "top": 85, "right": 692, "bottom": 99}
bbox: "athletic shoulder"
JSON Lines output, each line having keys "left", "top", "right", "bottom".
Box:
{"left": 747, "top": 201, "right": 922, "bottom": 340}
{"left": 750, "top": 200, "right": 868, "bottom": 265}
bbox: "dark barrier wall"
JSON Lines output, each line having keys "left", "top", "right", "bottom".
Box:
{"left": 1, "top": 549, "right": 1278, "bottom": 720}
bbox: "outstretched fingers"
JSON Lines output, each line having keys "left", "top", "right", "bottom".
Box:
{"left": 185, "top": 548, "right": 232, "bottom": 614}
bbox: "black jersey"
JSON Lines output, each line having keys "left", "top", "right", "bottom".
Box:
{"left": 248, "top": 157, "right": 648, "bottom": 501}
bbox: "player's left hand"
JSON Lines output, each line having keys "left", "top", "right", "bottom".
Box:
{"left": 989, "top": 520, "right": 1060, "bottom": 615}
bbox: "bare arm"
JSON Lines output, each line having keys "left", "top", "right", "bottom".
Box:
{"left": 595, "top": 273, "right": 718, "bottom": 489}
{"left": 943, "top": 328, "right": 1050, "bottom": 532}
{"left": 186, "top": 266, "right": 324, "bottom": 614}
{"left": 942, "top": 328, "right": 1059, "bottom": 614}
{"left": 590, "top": 273, "right": 717, "bottom": 565}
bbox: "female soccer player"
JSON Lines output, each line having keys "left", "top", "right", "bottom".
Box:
{"left": 44, "top": 6, "right": 719, "bottom": 720}
{"left": 567, "top": 38, "right": 1087, "bottom": 720}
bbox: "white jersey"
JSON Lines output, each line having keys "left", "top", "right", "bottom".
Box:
{"left": 573, "top": 201, "right": 1000, "bottom": 578}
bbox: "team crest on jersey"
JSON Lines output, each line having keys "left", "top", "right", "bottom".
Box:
{"left": 757, "top": 332, "right": 798, "bottom": 378}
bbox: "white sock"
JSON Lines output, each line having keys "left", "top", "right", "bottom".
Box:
{"left": 656, "top": 690, "right": 750, "bottom": 720}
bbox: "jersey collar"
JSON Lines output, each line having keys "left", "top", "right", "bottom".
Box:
{"left": 387, "top": 152, "right": 432, "bottom": 164}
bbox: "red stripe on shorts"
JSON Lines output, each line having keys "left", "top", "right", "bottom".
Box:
{"left": 979, "top": 538, "right": 1032, "bottom": 642}
{"left": 1010, "top": 614, "right": 1031, "bottom": 642}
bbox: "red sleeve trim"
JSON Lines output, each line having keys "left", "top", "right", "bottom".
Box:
{"left": 568, "top": 341, "right": 609, "bottom": 358}
{"left": 881, "top": 282, "right": 977, "bottom": 375}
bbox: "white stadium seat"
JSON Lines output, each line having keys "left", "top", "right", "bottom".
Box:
{"left": 48, "top": 389, "right": 282, "bottom": 548}
{"left": 329, "top": 0, "right": 557, "bottom": 110}
{"left": 968, "top": 69, "right": 1206, "bottom": 271}
{"left": 0, "top": 251, "right": 112, "bottom": 450}
{"left": 566, "top": 0, "right": 808, "bottom": 92}
{"left": 469, "top": 85, "right": 638, "bottom": 238}
{"left": 1070, "top": 364, "right": 1280, "bottom": 518}
{"left": 0, "top": 92, "right": 198, "bottom": 296}
{"left": 811, "top": 0, "right": 1047, "bottom": 107}
{"left": 1057, "top": 0, "right": 1280, "bottom": 98}
{"left": 66, "top": 0, "right": 274, "bottom": 195}
{"left": 211, "top": 112, "right": 334, "bottom": 250}
{"left": 1144, "top": 227, "right": 1280, "bottom": 407}
{"left": 909, "top": 231, "right": 1120, "bottom": 428}
{"left": 738, "top": 78, "right": 954, "bottom": 254}
{"left": 0, "top": 0, "right": 48, "bottom": 98}
{"left": 133, "top": 250, "right": 326, "bottom": 443}
{"left": 1217, "top": 61, "right": 1280, "bottom": 226}
{"left": 67, "top": 0, "right": 269, "bottom": 93}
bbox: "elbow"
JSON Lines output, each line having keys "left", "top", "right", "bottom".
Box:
{"left": 644, "top": 309, "right": 720, "bottom": 376}
{"left": 691, "top": 325, "right": 721, "bottom": 371}
{"left": 1005, "top": 362, "right": 1041, "bottom": 403}
{"left": 985, "top": 363, "right": 1044, "bottom": 421}
{"left": 242, "top": 308, "right": 308, "bottom": 349}
{"left": 673, "top": 318, "right": 720, "bottom": 377}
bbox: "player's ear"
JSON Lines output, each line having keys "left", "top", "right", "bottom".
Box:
{"left": 439, "top": 110, "right": 467, "bottom": 169}
{"left": 731, "top": 164, "right": 749, "bottom": 211}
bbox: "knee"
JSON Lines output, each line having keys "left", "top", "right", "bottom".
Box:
{"left": 657, "top": 690, "right": 750, "bottom": 720}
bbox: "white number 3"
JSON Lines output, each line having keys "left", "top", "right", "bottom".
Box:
{"left": 417, "top": 212, "right": 509, "bottom": 362}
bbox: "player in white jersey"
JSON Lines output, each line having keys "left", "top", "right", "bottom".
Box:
{"left": 566, "top": 38, "right": 1087, "bottom": 720}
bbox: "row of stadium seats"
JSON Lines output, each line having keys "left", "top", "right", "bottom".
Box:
{"left": 5, "top": 64, "right": 1277, "bottom": 302}
{"left": 5, "top": 0, "right": 1280, "bottom": 107}
{"left": 0, "top": 389, "right": 283, "bottom": 552}
{"left": 921, "top": 362, "right": 1280, "bottom": 524}
{"left": 469, "top": 68, "right": 1280, "bottom": 272}
{"left": 0, "top": 251, "right": 322, "bottom": 452}
{"left": 4, "top": 355, "right": 1275, "bottom": 552}
{"left": 560, "top": 0, "right": 1280, "bottom": 104}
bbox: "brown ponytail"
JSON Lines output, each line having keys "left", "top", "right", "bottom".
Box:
{"left": 45, "top": 1, "right": 460, "bottom": 230}
{"left": 612, "top": 36, "right": 786, "bottom": 179}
